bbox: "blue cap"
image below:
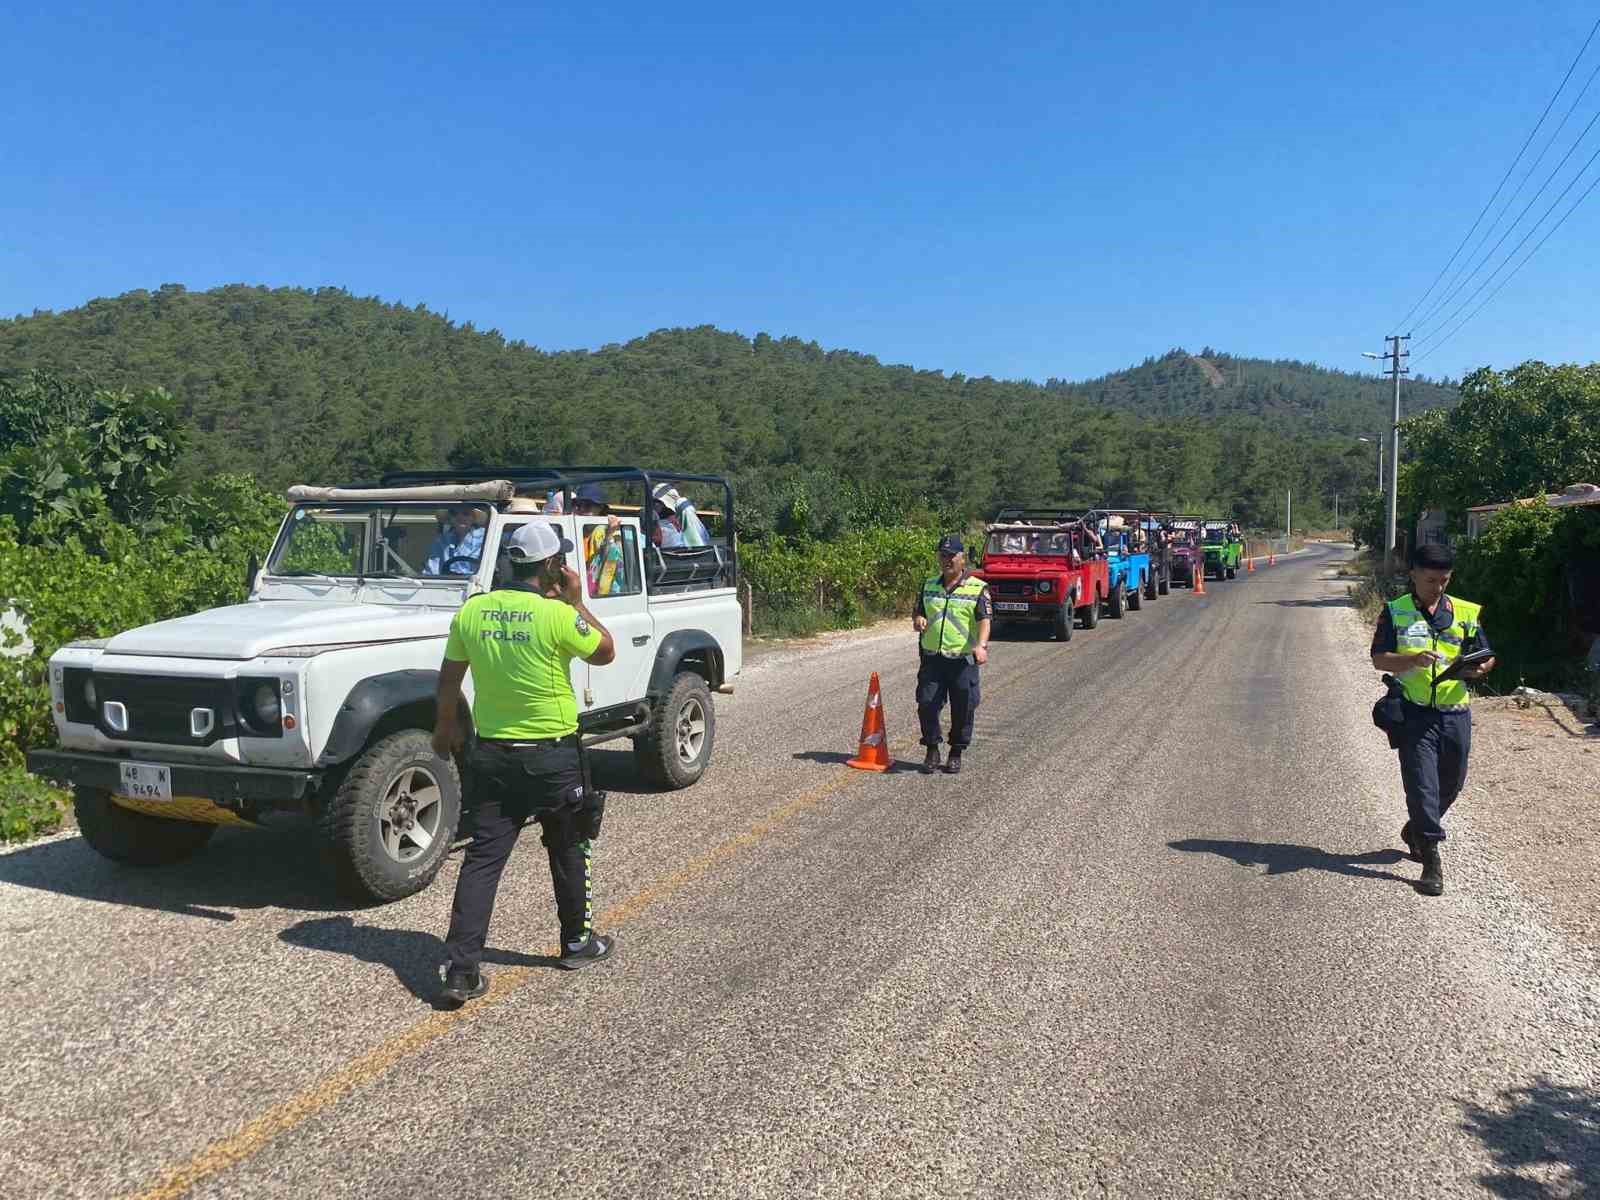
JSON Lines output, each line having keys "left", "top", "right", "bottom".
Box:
{"left": 574, "top": 483, "right": 606, "bottom": 505}
{"left": 936, "top": 533, "right": 965, "bottom": 555}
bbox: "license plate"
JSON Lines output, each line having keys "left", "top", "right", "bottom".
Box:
{"left": 994, "top": 601, "right": 1030, "bottom": 612}
{"left": 118, "top": 761, "right": 173, "bottom": 801}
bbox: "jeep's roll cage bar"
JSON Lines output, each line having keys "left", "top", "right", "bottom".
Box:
{"left": 375, "top": 466, "right": 737, "bottom": 593}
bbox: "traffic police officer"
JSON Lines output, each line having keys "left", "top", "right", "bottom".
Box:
{"left": 1369, "top": 542, "right": 1495, "bottom": 896}
{"left": 913, "top": 533, "right": 992, "bottom": 775}
{"left": 432, "top": 521, "right": 618, "bottom": 1005}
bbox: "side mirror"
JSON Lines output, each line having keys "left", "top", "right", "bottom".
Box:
{"left": 245, "top": 553, "right": 260, "bottom": 599}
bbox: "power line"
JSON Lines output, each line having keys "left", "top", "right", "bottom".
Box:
{"left": 1393, "top": 15, "right": 1600, "bottom": 332}
{"left": 1412, "top": 100, "right": 1600, "bottom": 344}
{"left": 1413, "top": 162, "right": 1600, "bottom": 365}
{"left": 1411, "top": 47, "right": 1600, "bottom": 337}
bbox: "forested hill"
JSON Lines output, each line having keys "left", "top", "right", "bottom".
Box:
{"left": 0, "top": 284, "right": 1453, "bottom": 529}
{"left": 1050, "top": 349, "right": 1457, "bottom": 434}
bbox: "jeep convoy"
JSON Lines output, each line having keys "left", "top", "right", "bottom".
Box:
{"left": 27, "top": 468, "right": 741, "bottom": 902}
{"left": 26, "top": 468, "right": 1259, "bottom": 903}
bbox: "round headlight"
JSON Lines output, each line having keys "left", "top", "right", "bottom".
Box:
{"left": 1037, "top": 580, "right": 1052, "bottom": 594}
{"left": 252, "top": 682, "right": 281, "bottom": 726}
{"left": 83, "top": 676, "right": 97, "bottom": 711}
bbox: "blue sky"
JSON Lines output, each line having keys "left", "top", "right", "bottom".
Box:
{"left": 3, "top": 1, "right": 1596, "bottom": 386}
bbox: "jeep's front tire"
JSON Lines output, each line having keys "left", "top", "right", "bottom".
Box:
{"left": 635, "top": 671, "right": 714, "bottom": 789}
{"left": 321, "top": 730, "right": 460, "bottom": 902}
{"left": 1158, "top": 570, "right": 1170, "bottom": 596}
{"left": 74, "top": 787, "right": 216, "bottom": 865}
{"left": 1053, "top": 601, "right": 1073, "bottom": 642}
{"left": 1108, "top": 582, "right": 1125, "bottom": 619}
{"left": 1128, "top": 578, "right": 1143, "bottom": 612}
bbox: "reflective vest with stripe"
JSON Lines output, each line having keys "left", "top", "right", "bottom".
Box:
{"left": 920, "top": 574, "right": 987, "bottom": 658}
{"left": 1388, "top": 593, "right": 1483, "bottom": 711}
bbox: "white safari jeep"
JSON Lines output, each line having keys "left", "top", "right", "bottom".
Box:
{"left": 27, "top": 468, "right": 741, "bottom": 901}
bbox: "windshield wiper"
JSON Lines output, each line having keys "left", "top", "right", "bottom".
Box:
{"left": 277, "top": 570, "right": 343, "bottom": 584}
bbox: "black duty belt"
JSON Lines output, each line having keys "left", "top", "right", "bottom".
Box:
{"left": 477, "top": 733, "right": 579, "bottom": 749}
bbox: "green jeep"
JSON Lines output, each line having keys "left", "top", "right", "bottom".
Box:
{"left": 1202, "top": 520, "right": 1244, "bottom": 580}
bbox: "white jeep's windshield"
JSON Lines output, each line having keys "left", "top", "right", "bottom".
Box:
{"left": 270, "top": 503, "right": 491, "bottom": 579}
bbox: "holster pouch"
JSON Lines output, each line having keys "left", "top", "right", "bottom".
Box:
{"left": 1372, "top": 674, "right": 1408, "bottom": 749}
{"left": 579, "top": 788, "right": 607, "bottom": 840}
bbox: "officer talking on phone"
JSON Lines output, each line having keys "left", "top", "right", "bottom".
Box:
{"left": 432, "top": 521, "right": 618, "bottom": 1005}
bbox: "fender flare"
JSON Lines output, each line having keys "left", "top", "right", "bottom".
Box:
{"left": 316, "top": 669, "right": 441, "bottom": 768}
{"left": 648, "top": 630, "right": 725, "bottom": 697}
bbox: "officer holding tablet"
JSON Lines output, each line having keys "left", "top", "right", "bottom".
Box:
{"left": 1369, "top": 543, "right": 1495, "bottom": 896}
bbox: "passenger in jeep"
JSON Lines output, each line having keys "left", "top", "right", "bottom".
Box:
{"left": 424, "top": 505, "right": 485, "bottom": 575}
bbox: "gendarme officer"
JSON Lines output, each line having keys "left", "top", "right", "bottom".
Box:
{"left": 913, "top": 533, "right": 992, "bottom": 775}
{"left": 1369, "top": 542, "right": 1494, "bottom": 896}
{"left": 431, "top": 521, "right": 618, "bottom": 1005}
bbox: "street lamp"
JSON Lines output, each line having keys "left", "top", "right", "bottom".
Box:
{"left": 1357, "top": 436, "right": 1383, "bottom": 492}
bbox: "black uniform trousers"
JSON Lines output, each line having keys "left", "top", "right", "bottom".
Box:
{"left": 916, "top": 653, "right": 980, "bottom": 750}
{"left": 443, "top": 738, "right": 594, "bottom": 972}
{"left": 1396, "top": 702, "right": 1472, "bottom": 843}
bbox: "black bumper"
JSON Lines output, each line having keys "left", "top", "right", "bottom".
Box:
{"left": 26, "top": 750, "right": 322, "bottom": 813}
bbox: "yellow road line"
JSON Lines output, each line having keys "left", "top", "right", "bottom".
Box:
{"left": 127, "top": 761, "right": 878, "bottom": 1200}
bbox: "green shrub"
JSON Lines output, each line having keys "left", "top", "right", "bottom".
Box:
{"left": 0, "top": 765, "right": 68, "bottom": 842}
{"left": 742, "top": 527, "right": 940, "bottom": 634}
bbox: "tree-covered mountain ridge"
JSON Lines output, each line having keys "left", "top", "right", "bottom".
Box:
{"left": 0, "top": 283, "right": 1454, "bottom": 528}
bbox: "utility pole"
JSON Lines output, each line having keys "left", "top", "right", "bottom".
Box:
{"left": 1335, "top": 492, "right": 1339, "bottom": 529}
{"left": 1286, "top": 488, "right": 1292, "bottom": 550}
{"left": 1381, "top": 334, "right": 1409, "bottom": 577}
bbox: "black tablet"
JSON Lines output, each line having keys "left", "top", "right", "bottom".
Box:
{"left": 1433, "top": 647, "right": 1494, "bottom": 683}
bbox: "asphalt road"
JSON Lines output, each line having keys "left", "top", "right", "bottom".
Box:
{"left": 3, "top": 545, "right": 1597, "bottom": 1199}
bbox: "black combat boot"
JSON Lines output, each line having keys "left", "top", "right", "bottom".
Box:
{"left": 1400, "top": 822, "right": 1422, "bottom": 863}
{"left": 1418, "top": 843, "right": 1444, "bottom": 896}
{"left": 921, "top": 747, "right": 942, "bottom": 774}
{"left": 943, "top": 750, "right": 963, "bottom": 775}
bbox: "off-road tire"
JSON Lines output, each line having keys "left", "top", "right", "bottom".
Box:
{"left": 1108, "top": 582, "right": 1125, "bottom": 619}
{"left": 74, "top": 786, "right": 216, "bottom": 866}
{"left": 320, "top": 729, "right": 461, "bottom": 903}
{"left": 1226, "top": 565, "right": 1237, "bottom": 580}
{"left": 1080, "top": 594, "right": 1100, "bottom": 629}
{"left": 1128, "top": 578, "right": 1143, "bottom": 612}
{"left": 1053, "top": 601, "right": 1073, "bottom": 642}
{"left": 1157, "top": 570, "right": 1170, "bottom": 596}
{"left": 634, "top": 671, "right": 715, "bottom": 789}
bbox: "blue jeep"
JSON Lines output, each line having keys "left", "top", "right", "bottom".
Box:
{"left": 1086, "top": 509, "right": 1153, "bottom": 619}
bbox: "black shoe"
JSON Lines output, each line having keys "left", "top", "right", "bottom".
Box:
{"left": 943, "top": 751, "right": 963, "bottom": 775}
{"left": 559, "top": 932, "right": 615, "bottom": 970}
{"left": 1418, "top": 844, "right": 1444, "bottom": 896}
{"left": 1400, "top": 822, "right": 1422, "bottom": 863}
{"left": 439, "top": 965, "right": 488, "bottom": 1006}
{"left": 921, "top": 747, "right": 942, "bottom": 774}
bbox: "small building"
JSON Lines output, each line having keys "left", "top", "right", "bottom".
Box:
{"left": 1414, "top": 510, "right": 1450, "bottom": 548}
{"left": 1465, "top": 482, "right": 1600, "bottom": 540}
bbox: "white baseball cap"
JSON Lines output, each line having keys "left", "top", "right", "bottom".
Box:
{"left": 504, "top": 522, "right": 575, "bottom": 563}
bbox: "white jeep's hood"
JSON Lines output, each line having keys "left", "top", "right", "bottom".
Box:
{"left": 105, "top": 602, "right": 450, "bottom": 661}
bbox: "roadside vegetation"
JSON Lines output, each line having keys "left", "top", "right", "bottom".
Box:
{"left": 1347, "top": 361, "right": 1600, "bottom": 692}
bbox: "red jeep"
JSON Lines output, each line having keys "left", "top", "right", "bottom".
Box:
{"left": 975, "top": 508, "right": 1109, "bottom": 642}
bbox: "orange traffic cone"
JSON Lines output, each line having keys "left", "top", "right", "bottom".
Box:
{"left": 846, "top": 672, "right": 893, "bottom": 772}
{"left": 1268, "top": 552, "right": 1276, "bottom": 566}
{"left": 1193, "top": 566, "right": 1207, "bottom": 596}
{"left": 1247, "top": 556, "right": 1255, "bottom": 573}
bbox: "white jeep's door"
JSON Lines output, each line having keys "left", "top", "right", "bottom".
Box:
{"left": 573, "top": 517, "right": 653, "bottom": 714}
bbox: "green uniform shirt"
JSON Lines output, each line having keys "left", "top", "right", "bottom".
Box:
{"left": 444, "top": 585, "right": 602, "bottom": 739}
